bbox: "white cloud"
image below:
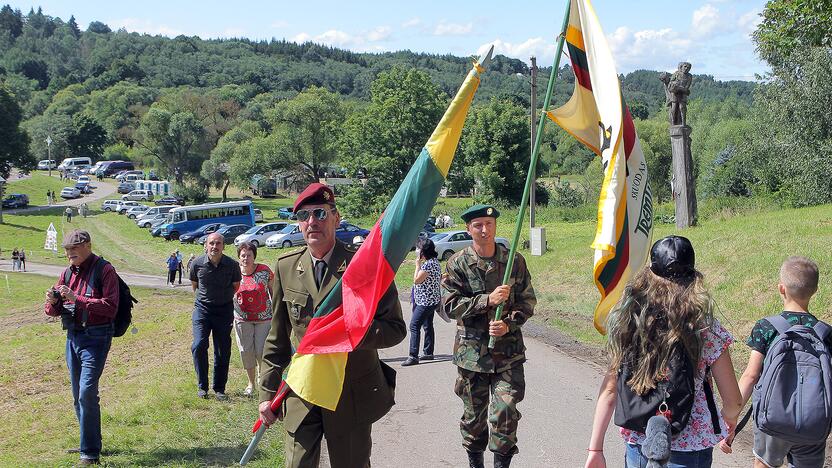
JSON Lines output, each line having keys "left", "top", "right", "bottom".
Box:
{"left": 738, "top": 9, "right": 762, "bottom": 35}
{"left": 607, "top": 26, "right": 693, "bottom": 71}
{"left": 434, "top": 21, "right": 473, "bottom": 36}
{"left": 691, "top": 4, "right": 724, "bottom": 38}
{"left": 290, "top": 26, "right": 393, "bottom": 51}
{"left": 478, "top": 38, "right": 557, "bottom": 63}
{"left": 402, "top": 17, "right": 421, "bottom": 28}
{"left": 107, "top": 18, "right": 184, "bottom": 37}
{"left": 366, "top": 26, "right": 392, "bottom": 42}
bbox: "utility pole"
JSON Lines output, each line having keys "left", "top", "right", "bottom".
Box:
{"left": 0, "top": 175, "right": 5, "bottom": 224}
{"left": 529, "top": 57, "right": 538, "bottom": 228}
{"left": 46, "top": 135, "right": 53, "bottom": 177}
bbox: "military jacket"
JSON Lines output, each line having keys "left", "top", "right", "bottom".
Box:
{"left": 441, "top": 244, "right": 536, "bottom": 373}
{"left": 259, "top": 241, "right": 406, "bottom": 434}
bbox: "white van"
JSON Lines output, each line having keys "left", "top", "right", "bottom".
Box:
{"left": 58, "top": 157, "right": 93, "bottom": 171}
{"left": 136, "top": 205, "right": 174, "bottom": 222}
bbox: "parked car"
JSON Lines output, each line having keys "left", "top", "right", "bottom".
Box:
{"left": 37, "top": 160, "right": 57, "bottom": 170}
{"left": 122, "top": 190, "right": 154, "bottom": 202}
{"left": 100, "top": 161, "right": 135, "bottom": 177}
{"left": 234, "top": 222, "right": 289, "bottom": 247}
{"left": 179, "top": 222, "right": 225, "bottom": 244}
{"left": 116, "top": 200, "right": 141, "bottom": 214}
{"left": 196, "top": 224, "right": 251, "bottom": 245}
{"left": 265, "top": 223, "right": 304, "bottom": 248}
{"left": 138, "top": 213, "right": 169, "bottom": 228}
{"left": 101, "top": 200, "right": 121, "bottom": 212}
{"left": 75, "top": 183, "right": 93, "bottom": 194}
{"left": 150, "top": 224, "right": 165, "bottom": 237}
{"left": 76, "top": 175, "right": 91, "bottom": 185}
{"left": 154, "top": 195, "right": 185, "bottom": 206}
{"left": 115, "top": 170, "right": 144, "bottom": 182}
{"left": 335, "top": 222, "right": 370, "bottom": 244}
{"left": 136, "top": 205, "right": 175, "bottom": 223}
{"left": 117, "top": 182, "right": 136, "bottom": 194}
{"left": 254, "top": 208, "right": 264, "bottom": 223}
{"left": 277, "top": 207, "right": 296, "bottom": 220}
{"left": 60, "top": 187, "right": 81, "bottom": 199}
{"left": 430, "top": 230, "right": 511, "bottom": 261}
{"left": 125, "top": 205, "right": 150, "bottom": 219}
{"left": 2, "top": 193, "right": 29, "bottom": 208}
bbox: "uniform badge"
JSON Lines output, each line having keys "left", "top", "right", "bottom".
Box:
{"left": 323, "top": 191, "right": 331, "bottom": 201}
{"left": 337, "top": 261, "right": 346, "bottom": 273}
{"left": 486, "top": 207, "right": 493, "bottom": 215}
{"left": 297, "top": 262, "right": 304, "bottom": 272}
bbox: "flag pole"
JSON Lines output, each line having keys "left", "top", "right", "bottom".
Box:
{"left": 489, "top": 0, "right": 572, "bottom": 349}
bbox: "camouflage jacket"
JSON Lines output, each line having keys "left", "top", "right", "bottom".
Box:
{"left": 441, "top": 244, "right": 536, "bottom": 373}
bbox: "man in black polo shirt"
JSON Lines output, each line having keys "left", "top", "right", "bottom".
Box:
{"left": 190, "top": 232, "right": 241, "bottom": 400}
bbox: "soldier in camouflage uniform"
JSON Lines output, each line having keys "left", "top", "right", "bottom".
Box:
{"left": 441, "top": 204, "right": 536, "bottom": 468}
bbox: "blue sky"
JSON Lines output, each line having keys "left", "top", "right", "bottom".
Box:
{"left": 9, "top": 0, "right": 767, "bottom": 80}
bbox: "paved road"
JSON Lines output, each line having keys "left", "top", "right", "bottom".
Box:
{"left": 3, "top": 262, "right": 753, "bottom": 466}
{"left": 0, "top": 259, "right": 172, "bottom": 289}
{"left": 4, "top": 176, "right": 116, "bottom": 215}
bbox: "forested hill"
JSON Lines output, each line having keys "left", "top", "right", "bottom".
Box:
{"left": 1, "top": 5, "right": 754, "bottom": 119}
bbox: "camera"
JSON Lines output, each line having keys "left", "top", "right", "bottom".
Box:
{"left": 50, "top": 288, "right": 61, "bottom": 301}
{"left": 51, "top": 289, "right": 76, "bottom": 330}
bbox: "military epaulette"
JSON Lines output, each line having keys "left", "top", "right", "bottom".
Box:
{"left": 343, "top": 242, "right": 359, "bottom": 253}
{"left": 277, "top": 247, "right": 306, "bottom": 263}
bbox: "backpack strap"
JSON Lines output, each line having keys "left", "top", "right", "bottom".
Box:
{"left": 703, "top": 366, "right": 722, "bottom": 436}
{"left": 767, "top": 314, "right": 792, "bottom": 335}
{"left": 80, "top": 257, "right": 107, "bottom": 327}
{"left": 63, "top": 266, "right": 72, "bottom": 286}
{"left": 812, "top": 321, "right": 832, "bottom": 344}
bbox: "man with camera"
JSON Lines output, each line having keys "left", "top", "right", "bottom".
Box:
{"left": 44, "top": 230, "right": 119, "bottom": 466}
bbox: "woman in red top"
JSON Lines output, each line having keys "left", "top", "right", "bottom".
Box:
{"left": 234, "top": 241, "right": 275, "bottom": 396}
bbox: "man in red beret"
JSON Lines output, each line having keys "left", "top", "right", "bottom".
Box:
{"left": 258, "top": 183, "right": 406, "bottom": 468}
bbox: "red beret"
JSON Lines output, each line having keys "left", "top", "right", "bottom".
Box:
{"left": 294, "top": 183, "right": 335, "bottom": 211}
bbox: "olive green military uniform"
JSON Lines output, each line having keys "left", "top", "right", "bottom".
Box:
{"left": 259, "top": 241, "right": 406, "bottom": 468}
{"left": 442, "top": 243, "right": 536, "bottom": 456}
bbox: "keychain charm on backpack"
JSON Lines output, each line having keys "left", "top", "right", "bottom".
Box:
{"left": 656, "top": 401, "right": 672, "bottom": 421}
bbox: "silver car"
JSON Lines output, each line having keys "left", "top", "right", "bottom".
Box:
{"left": 431, "top": 230, "right": 511, "bottom": 261}
{"left": 265, "top": 223, "right": 305, "bottom": 248}
{"left": 234, "top": 222, "right": 289, "bottom": 247}
{"left": 125, "top": 205, "right": 150, "bottom": 219}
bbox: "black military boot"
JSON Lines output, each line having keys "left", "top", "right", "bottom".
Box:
{"left": 494, "top": 452, "right": 513, "bottom": 468}
{"left": 466, "top": 451, "right": 485, "bottom": 468}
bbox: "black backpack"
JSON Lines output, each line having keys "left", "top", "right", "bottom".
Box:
{"left": 63, "top": 257, "right": 137, "bottom": 337}
{"left": 614, "top": 345, "right": 721, "bottom": 436}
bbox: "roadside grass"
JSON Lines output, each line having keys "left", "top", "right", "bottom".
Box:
{"left": 0, "top": 276, "right": 285, "bottom": 467}
{"left": 6, "top": 172, "right": 72, "bottom": 207}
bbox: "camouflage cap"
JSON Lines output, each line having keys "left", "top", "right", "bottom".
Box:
{"left": 62, "top": 229, "right": 91, "bottom": 247}
{"left": 460, "top": 204, "right": 499, "bottom": 223}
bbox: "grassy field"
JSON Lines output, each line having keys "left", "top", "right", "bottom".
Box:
{"left": 0, "top": 273, "right": 285, "bottom": 467}
{"left": 5, "top": 172, "right": 72, "bottom": 207}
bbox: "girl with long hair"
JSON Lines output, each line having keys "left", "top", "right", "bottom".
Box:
{"left": 584, "top": 236, "right": 742, "bottom": 468}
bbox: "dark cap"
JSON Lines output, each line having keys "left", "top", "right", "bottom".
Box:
{"left": 650, "top": 235, "right": 695, "bottom": 280}
{"left": 294, "top": 183, "right": 335, "bottom": 211}
{"left": 461, "top": 204, "right": 500, "bottom": 223}
{"left": 62, "top": 229, "right": 91, "bottom": 247}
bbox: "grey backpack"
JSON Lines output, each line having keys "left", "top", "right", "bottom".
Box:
{"left": 753, "top": 315, "right": 832, "bottom": 444}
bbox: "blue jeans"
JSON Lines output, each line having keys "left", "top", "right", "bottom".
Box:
{"left": 408, "top": 304, "right": 436, "bottom": 358}
{"left": 192, "top": 307, "right": 233, "bottom": 393}
{"left": 66, "top": 324, "right": 113, "bottom": 460}
{"left": 625, "top": 443, "right": 713, "bottom": 468}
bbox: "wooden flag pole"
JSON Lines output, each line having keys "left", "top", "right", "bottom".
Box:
{"left": 489, "top": 0, "right": 571, "bottom": 349}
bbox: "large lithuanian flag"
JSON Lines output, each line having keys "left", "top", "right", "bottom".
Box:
{"left": 547, "top": 0, "right": 653, "bottom": 334}
{"left": 255, "top": 48, "right": 493, "bottom": 427}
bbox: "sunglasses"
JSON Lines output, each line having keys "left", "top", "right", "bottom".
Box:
{"left": 296, "top": 207, "right": 337, "bottom": 222}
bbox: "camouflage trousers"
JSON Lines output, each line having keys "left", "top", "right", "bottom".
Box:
{"left": 454, "top": 365, "right": 525, "bottom": 455}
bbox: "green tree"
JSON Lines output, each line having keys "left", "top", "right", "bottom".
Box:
{"left": 67, "top": 114, "right": 106, "bottom": 159}
{"left": 339, "top": 67, "right": 446, "bottom": 215}
{"left": 135, "top": 106, "right": 204, "bottom": 184}
{"left": 634, "top": 118, "right": 672, "bottom": 203}
{"left": 754, "top": 0, "right": 832, "bottom": 67}
{"left": 264, "top": 86, "right": 344, "bottom": 182}
{"left": 458, "top": 98, "right": 530, "bottom": 204}
{"left": 203, "top": 121, "right": 264, "bottom": 201}
{"left": 0, "top": 86, "right": 32, "bottom": 177}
